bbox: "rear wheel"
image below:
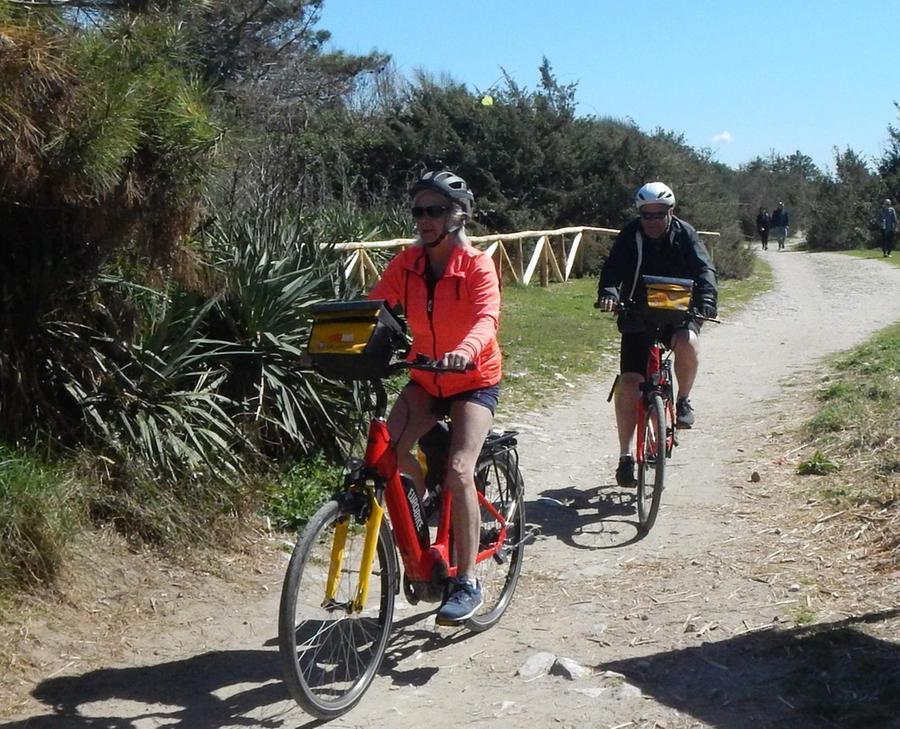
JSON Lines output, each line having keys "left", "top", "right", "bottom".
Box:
{"left": 278, "top": 499, "right": 396, "bottom": 719}
{"left": 637, "top": 394, "right": 666, "bottom": 533}
{"left": 466, "top": 450, "right": 526, "bottom": 632}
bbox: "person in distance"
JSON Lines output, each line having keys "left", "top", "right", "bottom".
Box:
{"left": 771, "top": 201, "right": 789, "bottom": 250}
{"left": 879, "top": 198, "right": 897, "bottom": 257}
{"left": 756, "top": 206, "right": 770, "bottom": 251}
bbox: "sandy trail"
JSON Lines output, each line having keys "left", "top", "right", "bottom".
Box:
{"left": 4, "top": 244, "right": 900, "bottom": 729}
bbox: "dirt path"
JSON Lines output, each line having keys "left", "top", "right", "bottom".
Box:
{"left": 4, "top": 244, "right": 900, "bottom": 729}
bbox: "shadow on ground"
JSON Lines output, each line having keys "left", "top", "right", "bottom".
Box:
{"left": 602, "top": 609, "right": 900, "bottom": 729}
{"left": 0, "top": 649, "right": 290, "bottom": 728}
{"left": 526, "top": 482, "right": 647, "bottom": 550}
{"left": 0, "top": 607, "right": 470, "bottom": 728}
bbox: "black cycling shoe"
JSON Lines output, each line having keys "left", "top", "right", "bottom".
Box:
{"left": 615, "top": 455, "right": 636, "bottom": 487}
{"left": 676, "top": 397, "right": 695, "bottom": 429}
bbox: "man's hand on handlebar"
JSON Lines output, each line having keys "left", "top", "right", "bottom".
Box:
{"left": 596, "top": 295, "right": 619, "bottom": 313}
{"left": 697, "top": 302, "right": 718, "bottom": 320}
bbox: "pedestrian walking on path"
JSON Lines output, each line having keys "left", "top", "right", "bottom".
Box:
{"left": 771, "top": 202, "right": 789, "bottom": 250}
{"left": 756, "top": 207, "right": 770, "bottom": 250}
{"left": 879, "top": 198, "right": 897, "bottom": 257}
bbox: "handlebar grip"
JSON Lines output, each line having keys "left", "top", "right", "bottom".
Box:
{"left": 440, "top": 361, "right": 476, "bottom": 373}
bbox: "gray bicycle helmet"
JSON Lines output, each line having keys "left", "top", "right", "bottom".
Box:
{"left": 410, "top": 170, "right": 474, "bottom": 216}
{"left": 635, "top": 181, "right": 676, "bottom": 209}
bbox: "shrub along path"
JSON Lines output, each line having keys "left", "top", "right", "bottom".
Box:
{"left": 3, "top": 241, "right": 900, "bottom": 728}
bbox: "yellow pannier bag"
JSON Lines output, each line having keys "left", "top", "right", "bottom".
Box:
{"left": 308, "top": 299, "right": 407, "bottom": 380}
{"left": 641, "top": 275, "right": 694, "bottom": 326}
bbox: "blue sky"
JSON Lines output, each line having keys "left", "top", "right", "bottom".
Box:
{"left": 319, "top": 0, "right": 898, "bottom": 173}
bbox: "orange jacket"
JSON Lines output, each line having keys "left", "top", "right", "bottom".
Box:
{"left": 369, "top": 243, "right": 502, "bottom": 397}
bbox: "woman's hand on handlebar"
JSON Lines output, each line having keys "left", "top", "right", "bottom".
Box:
{"left": 438, "top": 350, "right": 473, "bottom": 372}
{"left": 409, "top": 352, "right": 475, "bottom": 372}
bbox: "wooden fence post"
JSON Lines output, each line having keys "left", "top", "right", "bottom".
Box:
{"left": 522, "top": 235, "right": 545, "bottom": 286}
{"left": 565, "top": 231, "right": 583, "bottom": 280}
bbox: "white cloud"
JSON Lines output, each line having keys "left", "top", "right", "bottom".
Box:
{"left": 712, "top": 131, "right": 733, "bottom": 144}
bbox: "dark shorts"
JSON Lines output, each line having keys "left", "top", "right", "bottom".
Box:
{"left": 620, "top": 320, "right": 701, "bottom": 376}
{"left": 405, "top": 381, "right": 500, "bottom": 417}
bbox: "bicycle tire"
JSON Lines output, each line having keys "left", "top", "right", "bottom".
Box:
{"left": 278, "top": 499, "right": 397, "bottom": 719}
{"left": 637, "top": 394, "right": 666, "bottom": 533}
{"left": 466, "top": 450, "right": 526, "bottom": 632}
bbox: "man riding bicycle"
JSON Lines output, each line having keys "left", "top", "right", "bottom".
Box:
{"left": 597, "top": 182, "right": 718, "bottom": 487}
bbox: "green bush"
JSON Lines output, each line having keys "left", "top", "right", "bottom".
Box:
{"left": 806, "top": 149, "right": 878, "bottom": 251}
{"left": 265, "top": 454, "right": 343, "bottom": 532}
{"left": 0, "top": 16, "right": 221, "bottom": 444}
{"left": 0, "top": 446, "right": 82, "bottom": 593}
{"left": 711, "top": 224, "right": 754, "bottom": 280}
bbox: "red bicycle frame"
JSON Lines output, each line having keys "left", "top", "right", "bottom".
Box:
{"left": 635, "top": 341, "right": 676, "bottom": 465}
{"left": 364, "top": 418, "right": 508, "bottom": 583}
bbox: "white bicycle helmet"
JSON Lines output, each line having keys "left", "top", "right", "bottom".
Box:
{"left": 635, "top": 182, "right": 676, "bottom": 209}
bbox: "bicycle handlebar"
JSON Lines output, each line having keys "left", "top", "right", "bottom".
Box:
{"left": 387, "top": 353, "right": 476, "bottom": 376}
{"left": 594, "top": 297, "right": 721, "bottom": 324}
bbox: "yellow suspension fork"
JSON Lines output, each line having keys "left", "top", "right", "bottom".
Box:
{"left": 323, "top": 516, "right": 350, "bottom": 605}
{"left": 322, "top": 491, "right": 385, "bottom": 613}
{"left": 352, "top": 498, "right": 385, "bottom": 613}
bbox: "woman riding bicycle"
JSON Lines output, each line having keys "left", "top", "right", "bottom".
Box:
{"left": 368, "top": 169, "right": 502, "bottom": 626}
{"left": 597, "top": 181, "right": 717, "bottom": 487}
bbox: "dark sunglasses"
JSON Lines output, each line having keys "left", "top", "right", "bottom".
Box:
{"left": 640, "top": 210, "right": 670, "bottom": 221}
{"left": 411, "top": 205, "right": 449, "bottom": 219}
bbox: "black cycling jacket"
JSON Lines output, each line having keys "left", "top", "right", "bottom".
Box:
{"left": 598, "top": 216, "right": 718, "bottom": 312}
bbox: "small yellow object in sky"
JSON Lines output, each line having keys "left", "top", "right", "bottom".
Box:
{"left": 480, "top": 95, "right": 494, "bottom": 107}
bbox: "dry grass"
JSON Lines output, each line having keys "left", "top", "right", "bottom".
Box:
{"left": 794, "top": 326, "right": 900, "bottom": 573}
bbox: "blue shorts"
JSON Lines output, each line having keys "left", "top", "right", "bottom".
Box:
{"left": 405, "top": 381, "right": 500, "bottom": 417}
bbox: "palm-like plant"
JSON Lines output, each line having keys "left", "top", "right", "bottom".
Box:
{"left": 200, "top": 213, "right": 365, "bottom": 460}
{"left": 47, "top": 291, "right": 249, "bottom": 484}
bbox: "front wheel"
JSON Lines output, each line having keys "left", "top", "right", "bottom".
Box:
{"left": 278, "top": 499, "right": 397, "bottom": 719}
{"left": 467, "top": 450, "right": 526, "bottom": 632}
{"left": 637, "top": 394, "right": 666, "bottom": 533}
